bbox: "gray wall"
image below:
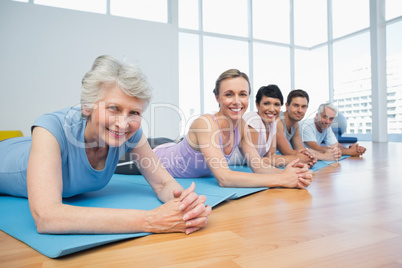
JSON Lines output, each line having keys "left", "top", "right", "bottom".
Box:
{"left": 0, "top": 1, "right": 180, "bottom": 139}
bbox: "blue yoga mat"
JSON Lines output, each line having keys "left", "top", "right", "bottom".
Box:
{"left": 310, "top": 155, "right": 350, "bottom": 171}
{"left": 0, "top": 175, "right": 262, "bottom": 258}
{"left": 114, "top": 173, "right": 267, "bottom": 200}
{"left": 0, "top": 158, "right": 346, "bottom": 258}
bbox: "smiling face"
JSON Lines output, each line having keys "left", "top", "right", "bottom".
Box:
{"left": 256, "top": 96, "right": 281, "bottom": 124}
{"left": 285, "top": 97, "right": 308, "bottom": 122}
{"left": 215, "top": 77, "right": 250, "bottom": 122}
{"left": 315, "top": 107, "right": 336, "bottom": 131}
{"left": 83, "top": 83, "right": 144, "bottom": 148}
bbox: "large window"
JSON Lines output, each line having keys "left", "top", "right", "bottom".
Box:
{"left": 10, "top": 0, "right": 402, "bottom": 141}
{"left": 203, "top": 36, "right": 249, "bottom": 114}
{"left": 294, "top": 0, "right": 327, "bottom": 47}
{"left": 386, "top": 0, "right": 402, "bottom": 21}
{"left": 253, "top": 43, "right": 290, "bottom": 102}
{"left": 333, "top": 33, "right": 371, "bottom": 136}
{"left": 178, "top": 0, "right": 198, "bottom": 30}
{"left": 252, "top": 0, "right": 289, "bottom": 44}
{"left": 202, "top": 0, "right": 248, "bottom": 37}
{"left": 177, "top": 0, "right": 402, "bottom": 142}
{"left": 332, "top": 0, "right": 369, "bottom": 39}
{"left": 295, "top": 46, "right": 329, "bottom": 118}
{"left": 386, "top": 21, "right": 402, "bottom": 139}
{"left": 179, "top": 33, "right": 200, "bottom": 133}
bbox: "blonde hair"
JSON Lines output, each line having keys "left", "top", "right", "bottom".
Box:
{"left": 212, "top": 69, "right": 250, "bottom": 96}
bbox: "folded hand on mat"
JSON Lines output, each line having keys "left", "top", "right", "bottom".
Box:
{"left": 145, "top": 182, "right": 212, "bottom": 235}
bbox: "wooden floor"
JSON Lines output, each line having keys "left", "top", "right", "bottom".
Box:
{"left": 1, "top": 142, "right": 402, "bottom": 267}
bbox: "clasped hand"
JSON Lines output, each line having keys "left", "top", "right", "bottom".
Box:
{"left": 298, "top": 148, "right": 317, "bottom": 168}
{"left": 283, "top": 159, "right": 314, "bottom": 189}
{"left": 147, "top": 182, "right": 212, "bottom": 235}
{"left": 349, "top": 143, "right": 366, "bottom": 156}
{"left": 326, "top": 145, "right": 342, "bottom": 160}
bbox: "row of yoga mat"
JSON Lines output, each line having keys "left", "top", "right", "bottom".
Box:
{"left": 0, "top": 158, "right": 347, "bottom": 258}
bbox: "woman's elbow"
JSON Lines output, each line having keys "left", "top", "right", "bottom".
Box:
{"left": 214, "top": 173, "right": 232, "bottom": 187}
{"left": 30, "top": 207, "right": 58, "bottom": 234}
{"left": 31, "top": 211, "right": 49, "bottom": 233}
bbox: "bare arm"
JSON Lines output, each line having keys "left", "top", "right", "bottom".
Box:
{"left": 132, "top": 134, "right": 212, "bottom": 234}
{"left": 190, "top": 116, "right": 313, "bottom": 189}
{"left": 276, "top": 119, "right": 298, "bottom": 155}
{"left": 304, "top": 140, "right": 328, "bottom": 153}
{"left": 27, "top": 127, "right": 209, "bottom": 235}
{"left": 131, "top": 134, "right": 184, "bottom": 203}
{"left": 309, "top": 147, "right": 341, "bottom": 161}
{"left": 273, "top": 121, "right": 317, "bottom": 167}
{"left": 304, "top": 140, "right": 342, "bottom": 160}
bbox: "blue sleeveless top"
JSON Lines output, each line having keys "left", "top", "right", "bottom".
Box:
{"left": 0, "top": 106, "right": 142, "bottom": 198}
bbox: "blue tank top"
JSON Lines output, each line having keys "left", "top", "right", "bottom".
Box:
{"left": 154, "top": 115, "right": 240, "bottom": 178}
{"left": 0, "top": 106, "right": 142, "bottom": 198}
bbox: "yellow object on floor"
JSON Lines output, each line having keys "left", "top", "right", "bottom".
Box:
{"left": 0, "top": 130, "right": 23, "bottom": 141}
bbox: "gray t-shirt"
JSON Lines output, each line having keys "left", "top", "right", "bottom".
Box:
{"left": 279, "top": 111, "right": 296, "bottom": 141}
{"left": 300, "top": 118, "right": 338, "bottom": 146}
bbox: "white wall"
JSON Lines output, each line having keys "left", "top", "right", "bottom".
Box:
{"left": 0, "top": 1, "right": 180, "bottom": 139}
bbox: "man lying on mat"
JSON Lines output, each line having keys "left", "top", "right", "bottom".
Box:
{"left": 153, "top": 69, "right": 314, "bottom": 188}
{"left": 276, "top": 89, "right": 342, "bottom": 162}
{"left": 300, "top": 103, "right": 367, "bottom": 157}
{"left": 0, "top": 55, "right": 211, "bottom": 235}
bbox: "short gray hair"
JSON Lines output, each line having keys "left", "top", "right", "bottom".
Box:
{"left": 318, "top": 103, "right": 338, "bottom": 116}
{"left": 81, "top": 55, "right": 152, "bottom": 111}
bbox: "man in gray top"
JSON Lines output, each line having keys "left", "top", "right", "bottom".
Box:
{"left": 276, "top": 90, "right": 341, "bottom": 162}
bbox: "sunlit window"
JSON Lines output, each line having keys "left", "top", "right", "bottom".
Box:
{"left": 178, "top": 0, "right": 198, "bottom": 30}
{"left": 333, "top": 33, "right": 371, "bottom": 135}
{"left": 294, "top": 46, "right": 329, "bottom": 117}
{"left": 110, "top": 0, "right": 167, "bottom": 23}
{"left": 203, "top": 0, "right": 248, "bottom": 37}
{"left": 179, "top": 33, "right": 200, "bottom": 133}
{"left": 386, "top": 0, "right": 402, "bottom": 21}
{"left": 294, "top": 0, "right": 327, "bottom": 47}
{"left": 332, "top": 0, "right": 369, "bottom": 39}
{"left": 202, "top": 36, "right": 249, "bottom": 114}
{"left": 253, "top": 43, "right": 290, "bottom": 103}
{"left": 34, "top": 0, "right": 106, "bottom": 14}
{"left": 252, "top": 0, "right": 289, "bottom": 44}
{"left": 386, "top": 21, "right": 402, "bottom": 135}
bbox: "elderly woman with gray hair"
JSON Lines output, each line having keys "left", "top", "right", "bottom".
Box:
{"left": 0, "top": 55, "right": 211, "bottom": 235}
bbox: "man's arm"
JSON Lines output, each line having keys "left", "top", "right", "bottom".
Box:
{"left": 273, "top": 120, "right": 316, "bottom": 167}
{"left": 276, "top": 119, "right": 297, "bottom": 155}
{"left": 303, "top": 127, "right": 342, "bottom": 161}
{"left": 304, "top": 140, "right": 328, "bottom": 153}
